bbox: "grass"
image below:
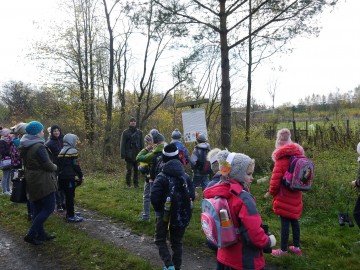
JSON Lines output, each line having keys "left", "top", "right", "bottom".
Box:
{"left": 0, "top": 190, "right": 156, "bottom": 270}
{"left": 76, "top": 149, "right": 360, "bottom": 270}
{"left": 1, "top": 147, "right": 360, "bottom": 269}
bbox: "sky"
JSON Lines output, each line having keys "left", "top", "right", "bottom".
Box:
{"left": 0, "top": 0, "right": 359, "bottom": 107}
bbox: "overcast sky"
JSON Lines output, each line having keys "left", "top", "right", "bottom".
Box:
{"left": 0, "top": 0, "right": 359, "bottom": 107}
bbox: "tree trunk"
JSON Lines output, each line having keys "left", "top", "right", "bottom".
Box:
{"left": 219, "top": 0, "right": 231, "bottom": 148}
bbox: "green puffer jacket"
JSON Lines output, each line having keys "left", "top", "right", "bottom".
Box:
{"left": 136, "top": 143, "right": 165, "bottom": 164}
{"left": 20, "top": 141, "right": 58, "bottom": 201}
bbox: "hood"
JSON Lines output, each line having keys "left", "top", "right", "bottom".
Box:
{"left": 204, "top": 180, "right": 245, "bottom": 199}
{"left": 203, "top": 182, "right": 233, "bottom": 199}
{"left": 195, "top": 142, "right": 210, "bottom": 150}
{"left": 59, "top": 133, "right": 78, "bottom": 155}
{"left": 162, "top": 159, "right": 185, "bottom": 178}
{"left": 271, "top": 143, "right": 304, "bottom": 162}
{"left": 20, "top": 134, "right": 45, "bottom": 148}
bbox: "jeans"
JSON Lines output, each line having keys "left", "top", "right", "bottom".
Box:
{"left": 59, "top": 177, "right": 76, "bottom": 217}
{"left": 280, "top": 216, "right": 300, "bottom": 251}
{"left": 353, "top": 195, "right": 360, "bottom": 229}
{"left": 1, "top": 169, "right": 11, "bottom": 193}
{"left": 142, "top": 180, "right": 153, "bottom": 220}
{"left": 27, "top": 192, "right": 55, "bottom": 238}
{"left": 192, "top": 174, "right": 209, "bottom": 192}
{"left": 155, "top": 216, "right": 185, "bottom": 270}
{"left": 126, "top": 160, "right": 139, "bottom": 187}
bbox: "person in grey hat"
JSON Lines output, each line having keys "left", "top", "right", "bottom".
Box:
{"left": 120, "top": 117, "right": 144, "bottom": 188}
{"left": 136, "top": 129, "right": 166, "bottom": 221}
{"left": 204, "top": 149, "right": 276, "bottom": 269}
{"left": 170, "top": 128, "right": 189, "bottom": 166}
{"left": 190, "top": 132, "right": 211, "bottom": 193}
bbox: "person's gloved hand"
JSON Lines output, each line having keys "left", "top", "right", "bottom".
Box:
{"left": 75, "top": 178, "right": 83, "bottom": 187}
{"left": 269, "top": 234, "right": 276, "bottom": 247}
{"left": 264, "top": 191, "right": 271, "bottom": 199}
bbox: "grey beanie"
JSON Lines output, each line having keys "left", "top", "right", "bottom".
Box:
{"left": 171, "top": 128, "right": 182, "bottom": 140}
{"left": 153, "top": 132, "right": 165, "bottom": 144}
{"left": 196, "top": 132, "right": 207, "bottom": 143}
{"left": 217, "top": 149, "right": 254, "bottom": 183}
{"left": 207, "top": 148, "right": 221, "bottom": 174}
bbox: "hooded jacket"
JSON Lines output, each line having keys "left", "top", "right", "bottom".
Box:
{"left": 269, "top": 143, "right": 305, "bottom": 220}
{"left": 190, "top": 142, "right": 211, "bottom": 175}
{"left": 150, "top": 159, "right": 195, "bottom": 226}
{"left": 56, "top": 134, "right": 83, "bottom": 180}
{"left": 19, "top": 134, "right": 57, "bottom": 201}
{"left": 203, "top": 180, "right": 270, "bottom": 270}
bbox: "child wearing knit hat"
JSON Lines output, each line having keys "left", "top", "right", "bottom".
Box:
{"left": 266, "top": 128, "right": 305, "bottom": 257}
{"left": 170, "top": 128, "right": 189, "bottom": 166}
{"left": 203, "top": 149, "right": 276, "bottom": 269}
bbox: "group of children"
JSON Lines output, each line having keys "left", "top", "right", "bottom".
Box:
{"left": 135, "top": 127, "right": 310, "bottom": 270}
{"left": 0, "top": 121, "right": 84, "bottom": 245}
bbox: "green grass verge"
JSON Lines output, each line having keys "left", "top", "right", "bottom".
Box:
{"left": 0, "top": 196, "right": 156, "bottom": 270}
{"left": 75, "top": 149, "right": 360, "bottom": 270}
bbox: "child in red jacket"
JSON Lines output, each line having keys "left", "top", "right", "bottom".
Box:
{"left": 204, "top": 150, "right": 276, "bottom": 270}
{"left": 266, "top": 128, "right": 305, "bottom": 257}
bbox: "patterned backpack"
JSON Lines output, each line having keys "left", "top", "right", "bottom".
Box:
{"left": 282, "top": 155, "right": 315, "bottom": 192}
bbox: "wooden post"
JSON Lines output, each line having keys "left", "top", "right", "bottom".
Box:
{"left": 292, "top": 106, "right": 297, "bottom": 143}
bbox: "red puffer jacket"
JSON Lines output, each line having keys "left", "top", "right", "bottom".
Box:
{"left": 269, "top": 143, "right": 304, "bottom": 220}
{"left": 204, "top": 180, "right": 271, "bottom": 270}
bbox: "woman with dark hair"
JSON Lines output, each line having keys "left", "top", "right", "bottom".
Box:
{"left": 45, "top": 125, "right": 65, "bottom": 212}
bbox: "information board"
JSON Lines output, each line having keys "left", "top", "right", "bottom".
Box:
{"left": 181, "top": 108, "right": 208, "bottom": 143}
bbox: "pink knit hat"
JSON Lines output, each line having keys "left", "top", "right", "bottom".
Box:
{"left": 275, "top": 128, "right": 292, "bottom": 148}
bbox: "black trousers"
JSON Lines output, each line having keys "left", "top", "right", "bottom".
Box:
{"left": 353, "top": 195, "right": 360, "bottom": 228}
{"left": 125, "top": 160, "right": 139, "bottom": 186}
{"left": 154, "top": 216, "right": 185, "bottom": 270}
{"left": 58, "top": 177, "right": 76, "bottom": 218}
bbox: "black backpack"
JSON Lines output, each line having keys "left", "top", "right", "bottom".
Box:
{"left": 150, "top": 152, "right": 165, "bottom": 180}
{"left": 194, "top": 148, "right": 211, "bottom": 174}
{"left": 160, "top": 172, "right": 193, "bottom": 229}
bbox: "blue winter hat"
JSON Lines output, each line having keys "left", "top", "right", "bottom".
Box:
{"left": 25, "top": 121, "right": 44, "bottom": 135}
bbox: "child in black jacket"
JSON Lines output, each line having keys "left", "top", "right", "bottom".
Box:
{"left": 57, "top": 133, "right": 83, "bottom": 222}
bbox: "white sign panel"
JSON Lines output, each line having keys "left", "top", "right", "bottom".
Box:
{"left": 182, "top": 108, "right": 208, "bottom": 143}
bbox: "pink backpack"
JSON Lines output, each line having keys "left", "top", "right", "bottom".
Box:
{"left": 282, "top": 155, "right": 315, "bottom": 192}
{"left": 201, "top": 184, "right": 241, "bottom": 248}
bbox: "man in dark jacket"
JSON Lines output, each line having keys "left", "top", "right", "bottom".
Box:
{"left": 120, "top": 117, "right": 143, "bottom": 187}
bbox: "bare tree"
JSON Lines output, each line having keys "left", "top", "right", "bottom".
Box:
{"left": 153, "top": 0, "right": 338, "bottom": 147}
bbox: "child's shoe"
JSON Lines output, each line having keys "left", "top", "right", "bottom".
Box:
{"left": 288, "top": 246, "right": 302, "bottom": 256}
{"left": 165, "top": 267, "right": 175, "bottom": 270}
{"left": 67, "top": 216, "right": 83, "bottom": 222}
{"left": 271, "top": 249, "right": 288, "bottom": 257}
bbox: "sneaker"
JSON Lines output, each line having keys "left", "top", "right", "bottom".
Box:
{"left": 271, "top": 249, "right": 288, "bottom": 257}
{"left": 24, "top": 234, "right": 43, "bottom": 245}
{"left": 37, "top": 233, "right": 56, "bottom": 241}
{"left": 167, "top": 266, "right": 175, "bottom": 270}
{"left": 3, "top": 191, "right": 11, "bottom": 196}
{"left": 288, "top": 246, "right": 302, "bottom": 256}
{"left": 66, "top": 216, "right": 83, "bottom": 222}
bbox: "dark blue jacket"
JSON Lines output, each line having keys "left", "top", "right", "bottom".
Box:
{"left": 151, "top": 159, "right": 195, "bottom": 213}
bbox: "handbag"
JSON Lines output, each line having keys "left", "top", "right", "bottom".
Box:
{"left": 10, "top": 177, "right": 27, "bottom": 203}
{"left": 0, "top": 159, "right": 11, "bottom": 170}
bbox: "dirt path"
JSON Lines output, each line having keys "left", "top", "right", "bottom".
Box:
{"left": 75, "top": 207, "right": 217, "bottom": 269}
{"left": 0, "top": 207, "right": 278, "bottom": 270}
